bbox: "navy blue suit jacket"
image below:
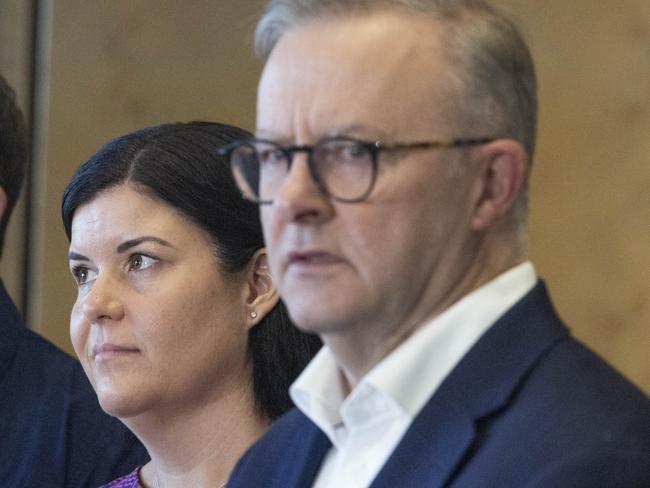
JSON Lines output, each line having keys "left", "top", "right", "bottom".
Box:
{"left": 0, "top": 281, "right": 149, "bottom": 487}
{"left": 228, "top": 282, "right": 650, "bottom": 487}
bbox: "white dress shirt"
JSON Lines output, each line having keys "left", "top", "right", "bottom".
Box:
{"left": 289, "top": 262, "right": 537, "bottom": 488}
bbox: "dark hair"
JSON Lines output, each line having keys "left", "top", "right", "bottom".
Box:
{"left": 0, "top": 74, "right": 27, "bottom": 257}
{"left": 61, "top": 121, "right": 321, "bottom": 420}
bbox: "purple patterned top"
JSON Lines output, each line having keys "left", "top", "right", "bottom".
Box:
{"left": 99, "top": 467, "right": 143, "bottom": 488}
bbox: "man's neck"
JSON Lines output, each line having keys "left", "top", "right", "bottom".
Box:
{"left": 324, "top": 243, "right": 525, "bottom": 392}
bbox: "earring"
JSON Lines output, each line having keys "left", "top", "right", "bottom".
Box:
{"left": 250, "top": 311, "right": 258, "bottom": 319}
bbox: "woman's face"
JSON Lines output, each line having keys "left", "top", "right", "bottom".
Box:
{"left": 69, "top": 184, "right": 251, "bottom": 419}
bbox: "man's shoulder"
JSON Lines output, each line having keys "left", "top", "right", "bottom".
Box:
{"left": 461, "top": 280, "right": 648, "bottom": 424}
{"left": 249, "top": 407, "right": 316, "bottom": 450}
{"left": 496, "top": 283, "right": 649, "bottom": 434}
{"left": 482, "top": 283, "right": 650, "bottom": 452}
{"left": 229, "top": 408, "right": 329, "bottom": 487}
{"left": 417, "top": 282, "right": 650, "bottom": 486}
{"left": 443, "top": 331, "right": 650, "bottom": 486}
{"left": 516, "top": 334, "right": 650, "bottom": 440}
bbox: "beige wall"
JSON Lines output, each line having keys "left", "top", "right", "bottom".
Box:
{"left": 27, "top": 0, "right": 264, "bottom": 341}
{"left": 2, "top": 2, "right": 649, "bottom": 393}
{"left": 498, "top": 0, "right": 650, "bottom": 392}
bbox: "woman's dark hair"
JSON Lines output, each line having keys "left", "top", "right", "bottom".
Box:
{"left": 61, "top": 121, "right": 321, "bottom": 420}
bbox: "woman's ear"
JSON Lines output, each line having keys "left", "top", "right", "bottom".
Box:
{"left": 242, "top": 248, "right": 280, "bottom": 329}
{"left": 470, "top": 139, "right": 529, "bottom": 231}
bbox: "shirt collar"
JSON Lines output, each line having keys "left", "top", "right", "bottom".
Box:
{"left": 291, "top": 261, "right": 537, "bottom": 439}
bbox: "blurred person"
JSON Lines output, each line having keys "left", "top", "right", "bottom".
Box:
{"left": 62, "top": 121, "right": 321, "bottom": 488}
{"left": 223, "top": 1, "right": 650, "bottom": 486}
{"left": 0, "top": 74, "right": 148, "bottom": 487}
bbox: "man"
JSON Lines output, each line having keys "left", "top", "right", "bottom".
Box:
{"left": 225, "top": 1, "right": 650, "bottom": 487}
{"left": 0, "top": 74, "right": 148, "bottom": 487}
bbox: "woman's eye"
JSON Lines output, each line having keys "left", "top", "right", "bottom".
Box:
{"left": 71, "top": 266, "right": 97, "bottom": 286}
{"left": 128, "top": 254, "right": 157, "bottom": 271}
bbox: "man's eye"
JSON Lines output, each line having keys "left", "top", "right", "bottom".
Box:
{"left": 258, "top": 148, "right": 285, "bottom": 165}
{"left": 342, "top": 143, "right": 368, "bottom": 159}
{"left": 326, "top": 142, "right": 368, "bottom": 162}
{"left": 71, "top": 266, "right": 97, "bottom": 285}
{"left": 128, "top": 254, "right": 157, "bottom": 271}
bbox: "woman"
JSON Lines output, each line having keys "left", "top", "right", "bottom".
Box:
{"left": 61, "top": 122, "right": 321, "bottom": 488}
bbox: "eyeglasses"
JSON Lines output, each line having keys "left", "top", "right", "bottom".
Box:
{"left": 218, "top": 136, "right": 495, "bottom": 204}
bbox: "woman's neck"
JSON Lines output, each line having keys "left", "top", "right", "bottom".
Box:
{"left": 124, "top": 383, "right": 269, "bottom": 488}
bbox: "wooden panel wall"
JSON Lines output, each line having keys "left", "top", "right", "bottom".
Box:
{"left": 26, "top": 0, "right": 264, "bottom": 344}
{"left": 4, "top": 1, "right": 648, "bottom": 393}
{"left": 496, "top": 0, "right": 650, "bottom": 392}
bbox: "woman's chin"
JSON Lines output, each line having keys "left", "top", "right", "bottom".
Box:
{"left": 96, "top": 388, "right": 144, "bottom": 419}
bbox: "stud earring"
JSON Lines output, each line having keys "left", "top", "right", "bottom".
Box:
{"left": 250, "top": 311, "right": 258, "bottom": 319}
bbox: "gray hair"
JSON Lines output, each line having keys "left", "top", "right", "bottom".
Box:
{"left": 255, "top": 0, "right": 537, "bottom": 233}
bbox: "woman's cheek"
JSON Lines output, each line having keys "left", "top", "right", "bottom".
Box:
{"left": 70, "top": 303, "right": 90, "bottom": 365}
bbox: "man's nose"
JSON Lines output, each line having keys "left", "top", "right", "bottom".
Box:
{"left": 273, "top": 152, "right": 334, "bottom": 223}
{"left": 81, "top": 276, "right": 125, "bottom": 324}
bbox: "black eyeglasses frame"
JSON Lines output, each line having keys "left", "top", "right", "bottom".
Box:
{"left": 218, "top": 136, "right": 497, "bottom": 204}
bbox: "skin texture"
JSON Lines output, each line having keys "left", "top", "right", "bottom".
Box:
{"left": 257, "top": 11, "right": 527, "bottom": 387}
{"left": 69, "top": 184, "right": 276, "bottom": 487}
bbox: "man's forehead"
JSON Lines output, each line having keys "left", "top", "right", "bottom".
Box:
{"left": 259, "top": 10, "right": 449, "bottom": 105}
{"left": 273, "top": 10, "right": 444, "bottom": 59}
{"left": 257, "top": 11, "right": 451, "bottom": 140}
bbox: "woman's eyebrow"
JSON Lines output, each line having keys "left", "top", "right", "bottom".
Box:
{"left": 68, "top": 251, "right": 89, "bottom": 261}
{"left": 116, "top": 236, "right": 175, "bottom": 254}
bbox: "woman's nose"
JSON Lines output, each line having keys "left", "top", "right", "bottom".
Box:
{"left": 81, "top": 277, "right": 125, "bottom": 324}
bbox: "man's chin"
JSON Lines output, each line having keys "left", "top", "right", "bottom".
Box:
{"left": 287, "top": 303, "right": 363, "bottom": 338}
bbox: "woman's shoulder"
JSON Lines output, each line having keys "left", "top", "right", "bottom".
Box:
{"left": 99, "top": 466, "right": 143, "bottom": 488}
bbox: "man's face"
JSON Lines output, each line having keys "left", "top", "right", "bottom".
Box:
{"left": 258, "top": 12, "right": 480, "bottom": 346}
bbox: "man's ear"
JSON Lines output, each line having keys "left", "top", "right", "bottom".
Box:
{"left": 0, "top": 186, "right": 7, "bottom": 222}
{"left": 470, "top": 139, "right": 528, "bottom": 231}
{"left": 242, "top": 248, "right": 280, "bottom": 330}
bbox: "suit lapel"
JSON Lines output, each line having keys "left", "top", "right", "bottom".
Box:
{"left": 281, "top": 414, "right": 332, "bottom": 487}
{"left": 371, "top": 281, "right": 568, "bottom": 487}
{"left": 371, "top": 394, "right": 476, "bottom": 487}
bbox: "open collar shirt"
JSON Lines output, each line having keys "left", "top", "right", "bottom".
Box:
{"left": 289, "top": 261, "right": 537, "bottom": 488}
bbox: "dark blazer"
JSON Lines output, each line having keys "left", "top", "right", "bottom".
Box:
{"left": 0, "top": 280, "right": 149, "bottom": 488}
{"left": 228, "top": 281, "right": 650, "bottom": 487}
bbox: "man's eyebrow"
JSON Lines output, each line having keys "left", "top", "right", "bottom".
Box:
{"left": 116, "top": 236, "right": 174, "bottom": 254}
{"left": 326, "top": 124, "right": 387, "bottom": 139}
{"left": 256, "top": 124, "right": 388, "bottom": 142}
{"left": 68, "top": 251, "right": 89, "bottom": 261}
{"left": 255, "top": 128, "right": 287, "bottom": 141}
